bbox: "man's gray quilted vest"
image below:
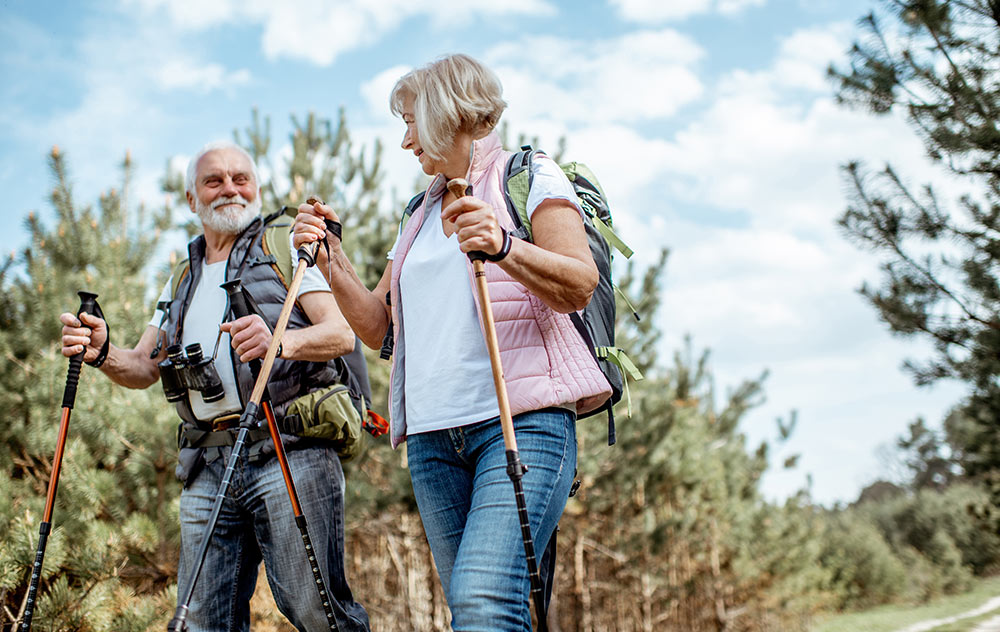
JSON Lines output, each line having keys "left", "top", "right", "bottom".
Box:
{"left": 163, "top": 216, "right": 345, "bottom": 483}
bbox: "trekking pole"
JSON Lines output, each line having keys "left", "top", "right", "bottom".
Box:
{"left": 224, "top": 205, "right": 344, "bottom": 629}
{"left": 168, "top": 197, "right": 343, "bottom": 632}
{"left": 21, "top": 291, "right": 100, "bottom": 632}
{"left": 447, "top": 178, "right": 549, "bottom": 632}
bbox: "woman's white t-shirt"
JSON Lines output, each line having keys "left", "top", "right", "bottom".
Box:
{"left": 389, "top": 155, "right": 582, "bottom": 434}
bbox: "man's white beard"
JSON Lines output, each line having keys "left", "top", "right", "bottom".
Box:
{"left": 196, "top": 194, "right": 261, "bottom": 235}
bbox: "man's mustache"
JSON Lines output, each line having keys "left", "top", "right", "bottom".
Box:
{"left": 211, "top": 195, "right": 249, "bottom": 210}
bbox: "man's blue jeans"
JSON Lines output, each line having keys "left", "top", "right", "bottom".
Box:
{"left": 407, "top": 408, "right": 577, "bottom": 632}
{"left": 178, "top": 444, "right": 370, "bottom": 632}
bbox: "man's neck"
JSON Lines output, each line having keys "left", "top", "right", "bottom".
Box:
{"left": 202, "top": 227, "right": 238, "bottom": 264}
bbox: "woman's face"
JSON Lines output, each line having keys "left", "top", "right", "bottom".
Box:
{"left": 400, "top": 94, "right": 471, "bottom": 179}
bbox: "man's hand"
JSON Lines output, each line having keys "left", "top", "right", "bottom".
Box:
{"left": 220, "top": 315, "right": 272, "bottom": 362}
{"left": 60, "top": 312, "right": 108, "bottom": 362}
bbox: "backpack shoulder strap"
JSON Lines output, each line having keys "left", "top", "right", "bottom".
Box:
{"left": 261, "top": 207, "right": 296, "bottom": 288}
{"left": 400, "top": 191, "right": 425, "bottom": 235}
{"left": 502, "top": 145, "right": 540, "bottom": 242}
{"left": 170, "top": 258, "right": 191, "bottom": 299}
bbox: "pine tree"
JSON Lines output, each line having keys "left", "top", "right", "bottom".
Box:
{"left": 0, "top": 109, "right": 398, "bottom": 630}
{"left": 896, "top": 418, "right": 960, "bottom": 490}
{"left": 560, "top": 251, "right": 831, "bottom": 631}
{"left": 830, "top": 1, "right": 1000, "bottom": 493}
{"left": 1, "top": 148, "right": 179, "bottom": 631}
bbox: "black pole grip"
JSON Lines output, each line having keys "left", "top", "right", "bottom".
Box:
{"left": 296, "top": 245, "right": 317, "bottom": 268}
{"left": 220, "top": 279, "right": 268, "bottom": 389}
{"left": 221, "top": 279, "right": 252, "bottom": 321}
{"left": 62, "top": 355, "right": 84, "bottom": 411}
{"left": 62, "top": 291, "right": 99, "bottom": 409}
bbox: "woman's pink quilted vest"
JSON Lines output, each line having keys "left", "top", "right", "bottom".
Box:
{"left": 387, "top": 131, "right": 611, "bottom": 447}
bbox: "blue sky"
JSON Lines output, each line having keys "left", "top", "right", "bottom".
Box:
{"left": 1, "top": 0, "right": 967, "bottom": 505}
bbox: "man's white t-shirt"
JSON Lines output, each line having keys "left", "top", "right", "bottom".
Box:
{"left": 149, "top": 233, "right": 330, "bottom": 421}
{"left": 388, "top": 155, "right": 583, "bottom": 434}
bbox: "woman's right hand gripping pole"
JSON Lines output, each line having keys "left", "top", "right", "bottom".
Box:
{"left": 293, "top": 200, "right": 342, "bottom": 278}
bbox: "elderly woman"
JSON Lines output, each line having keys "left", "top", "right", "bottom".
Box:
{"left": 294, "top": 53, "right": 610, "bottom": 630}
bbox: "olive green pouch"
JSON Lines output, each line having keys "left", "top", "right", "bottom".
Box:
{"left": 285, "top": 384, "right": 364, "bottom": 462}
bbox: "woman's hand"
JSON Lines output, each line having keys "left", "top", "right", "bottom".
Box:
{"left": 441, "top": 196, "right": 504, "bottom": 257}
{"left": 293, "top": 201, "right": 342, "bottom": 271}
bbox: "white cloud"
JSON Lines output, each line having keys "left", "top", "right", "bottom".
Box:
{"left": 769, "top": 23, "right": 853, "bottom": 92}
{"left": 155, "top": 60, "right": 252, "bottom": 92}
{"left": 610, "top": 0, "right": 766, "bottom": 23}
{"left": 717, "top": 0, "right": 767, "bottom": 14}
{"left": 360, "top": 65, "right": 412, "bottom": 125}
{"left": 465, "top": 18, "right": 967, "bottom": 503}
{"left": 488, "top": 28, "right": 705, "bottom": 126}
{"left": 124, "top": 0, "right": 556, "bottom": 66}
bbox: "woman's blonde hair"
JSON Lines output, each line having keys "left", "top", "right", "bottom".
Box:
{"left": 390, "top": 54, "right": 506, "bottom": 160}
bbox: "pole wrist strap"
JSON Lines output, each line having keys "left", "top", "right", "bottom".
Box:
{"left": 84, "top": 300, "right": 110, "bottom": 368}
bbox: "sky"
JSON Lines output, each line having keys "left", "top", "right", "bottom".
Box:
{"left": 0, "top": 0, "right": 969, "bottom": 505}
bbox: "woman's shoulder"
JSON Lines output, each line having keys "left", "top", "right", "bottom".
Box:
{"left": 529, "top": 151, "right": 564, "bottom": 178}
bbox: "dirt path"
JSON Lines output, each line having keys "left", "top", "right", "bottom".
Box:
{"left": 972, "top": 613, "right": 1000, "bottom": 632}
{"left": 895, "top": 596, "right": 1000, "bottom": 632}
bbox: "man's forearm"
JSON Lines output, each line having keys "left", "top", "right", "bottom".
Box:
{"left": 99, "top": 344, "right": 162, "bottom": 389}
{"left": 279, "top": 321, "right": 354, "bottom": 362}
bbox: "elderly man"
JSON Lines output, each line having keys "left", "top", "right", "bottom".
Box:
{"left": 59, "top": 141, "right": 370, "bottom": 631}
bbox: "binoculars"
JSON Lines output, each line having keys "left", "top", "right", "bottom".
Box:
{"left": 159, "top": 343, "right": 225, "bottom": 403}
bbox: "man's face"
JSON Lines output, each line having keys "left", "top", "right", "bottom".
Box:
{"left": 187, "top": 148, "right": 261, "bottom": 235}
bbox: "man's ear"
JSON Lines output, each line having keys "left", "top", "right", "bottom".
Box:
{"left": 186, "top": 191, "right": 195, "bottom": 213}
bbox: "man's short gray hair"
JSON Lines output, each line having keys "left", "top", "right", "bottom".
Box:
{"left": 184, "top": 141, "right": 260, "bottom": 194}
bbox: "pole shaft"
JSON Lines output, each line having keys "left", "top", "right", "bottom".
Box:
{"left": 169, "top": 424, "right": 253, "bottom": 632}
{"left": 249, "top": 257, "right": 310, "bottom": 404}
{"left": 22, "top": 291, "right": 98, "bottom": 632}
{"left": 447, "top": 179, "right": 547, "bottom": 631}
{"left": 262, "top": 401, "right": 303, "bottom": 516}
{"left": 212, "top": 238, "right": 341, "bottom": 630}
{"left": 42, "top": 407, "right": 72, "bottom": 522}
{"left": 471, "top": 259, "right": 519, "bottom": 453}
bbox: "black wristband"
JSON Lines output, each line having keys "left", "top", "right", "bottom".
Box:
{"left": 86, "top": 329, "right": 110, "bottom": 368}
{"left": 324, "top": 218, "right": 343, "bottom": 241}
{"left": 469, "top": 228, "right": 512, "bottom": 263}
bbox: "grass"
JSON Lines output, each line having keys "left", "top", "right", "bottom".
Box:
{"left": 810, "top": 576, "right": 1000, "bottom": 632}
{"left": 926, "top": 609, "right": 998, "bottom": 632}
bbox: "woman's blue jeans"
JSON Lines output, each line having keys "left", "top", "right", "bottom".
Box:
{"left": 407, "top": 408, "right": 577, "bottom": 631}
